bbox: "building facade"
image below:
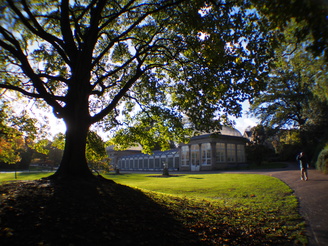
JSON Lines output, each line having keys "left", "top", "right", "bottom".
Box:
{"left": 106, "top": 126, "right": 248, "bottom": 171}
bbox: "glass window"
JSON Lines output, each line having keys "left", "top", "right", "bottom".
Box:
{"left": 201, "top": 143, "right": 211, "bottom": 165}
{"left": 155, "top": 157, "right": 160, "bottom": 168}
{"left": 227, "top": 144, "right": 236, "bottom": 162}
{"left": 191, "top": 144, "right": 200, "bottom": 166}
{"left": 237, "top": 144, "right": 245, "bottom": 162}
{"left": 149, "top": 158, "right": 154, "bottom": 169}
{"left": 174, "top": 157, "right": 179, "bottom": 169}
{"left": 181, "top": 146, "right": 189, "bottom": 166}
{"left": 216, "top": 143, "right": 225, "bottom": 163}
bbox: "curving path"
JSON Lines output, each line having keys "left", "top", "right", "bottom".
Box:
{"left": 229, "top": 163, "right": 328, "bottom": 246}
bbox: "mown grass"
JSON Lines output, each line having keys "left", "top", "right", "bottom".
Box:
{"left": 0, "top": 172, "right": 53, "bottom": 182}
{"left": 105, "top": 173, "right": 307, "bottom": 245}
{"left": 0, "top": 171, "right": 307, "bottom": 244}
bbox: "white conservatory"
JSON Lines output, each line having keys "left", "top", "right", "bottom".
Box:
{"left": 106, "top": 126, "right": 248, "bottom": 171}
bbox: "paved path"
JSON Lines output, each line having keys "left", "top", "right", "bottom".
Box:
{"left": 231, "top": 164, "right": 328, "bottom": 246}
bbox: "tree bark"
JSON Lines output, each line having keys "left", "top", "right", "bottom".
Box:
{"left": 53, "top": 83, "right": 94, "bottom": 179}
{"left": 51, "top": 116, "right": 94, "bottom": 180}
{"left": 53, "top": 118, "right": 94, "bottom": 179}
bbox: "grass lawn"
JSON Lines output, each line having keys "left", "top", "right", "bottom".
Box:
{"left": 0, "top": 171, "right": 53, "bottom": 182}
{"left": 106, "top": 172, "right": 306, "bottom": 244}
{"left": 0, "top": 171, "right": 307, "bottom": 245}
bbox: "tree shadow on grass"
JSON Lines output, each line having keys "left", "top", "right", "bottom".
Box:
{"left": 0, "top": 177, "right": 202, "bottom": 246}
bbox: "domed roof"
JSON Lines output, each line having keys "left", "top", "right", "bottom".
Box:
{"left": 191, "top": 126, "right": 243, "bottom": 140}
{"left": 219, "top": 126, "right": 243, "bottom": 137}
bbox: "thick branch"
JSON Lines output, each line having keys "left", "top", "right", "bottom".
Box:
{"left": 0, "top": 41, "right": 64, "bottom": 116}
{"left": 91, "top": 67, "right": 143, "bottom": 124}
{"left": 7, "top": 0, "right": 70, "bottom": 65}
{"left": 38, "top": 74, "right": 69, "bottom": 84}
{"left": 92, "top": 0, "right": 184, "bottom": 70}
{"left": 60, "top": 0, "right": 78, "bottom": 61}
{"left": 0, "top": 84, "right": 42, "bottom": 98}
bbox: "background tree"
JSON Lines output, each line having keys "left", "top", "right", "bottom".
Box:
{"left": 0, "top": 0, "right": 277, "bottom": 180}
{"left": 0, "top": 100, "right": 38, "bottom": 167}
{"left": 51, "top": 132, "right": 107, "bottom": 171}
{"left": 245, "top": 125, "right": 275, "bottom": 165}
{"left": 250, "top": 20, "right": 328, "bottom": 162}
{"left": 252, "top": 0, "right": 328, "bottom": 61}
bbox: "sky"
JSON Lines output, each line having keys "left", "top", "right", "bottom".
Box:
{"left": 230, "top": 101, "right": 259, "bottom": 134}
{"left": 45, "top": 100, "right": 259, "bottom": 140}
{"left": 8, "top": 95, "right": 258, "bottom": 141}
{"left": 47, "top": 113, "right": 258, "bottom": 139}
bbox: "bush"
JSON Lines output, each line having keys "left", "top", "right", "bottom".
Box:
{"left": 246, "top": 144, "right": 275, "bottom": 166}
{"left": 278, "top": 143, "right": 302, "bottom": 162}
{"left": 316, "top": 145, "right": 328, "bottom": 174}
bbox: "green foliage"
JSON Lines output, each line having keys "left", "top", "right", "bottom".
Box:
{"left": 250, "top": 18, "right": 328, "bottom": 129}
{"left": 252, "top": 0, "right": 328, "bottom": 61}
{"left": 246, "top": 144, "right": 274, "bottom": 165}
{"left": 1, "top": 0, "right": 326, "bottom": 176}
{"left": 0, "top": 104, "right": 29, "bottom": 164}
{"left": 51, "top": 133, "right": 65, "bottom": 150}
{"left": 249, "top": 19, "right": 328, "bottom": 163}
{"left": 277, "top": 144, "right": 302, "bottom": 162}
{"left": 109, "top": 108, "right": 188, "bottom": 154}
{"left": 245, "top": 125, "right": 276, "bottom": 164}
{"left": 86, "top": 131, "right": 107, "bottom": 165}
{"left": 33, "top": 139, "right": 51, "bottom": 155}
{"left": 49, "top": 131, "right": 107, "bottom": 167}
{"left": 32, "top": 139, "right": 63, "bottom": 167}
{"left": 0, "top": 0, "right": 278, "bottom": 163}
{"left": 316, "top": 145, "right": 328, "bottom": 174}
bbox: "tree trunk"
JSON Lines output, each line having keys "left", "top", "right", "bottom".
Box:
{"left": 51, "top": 119, "right": 94, "bottom": 180}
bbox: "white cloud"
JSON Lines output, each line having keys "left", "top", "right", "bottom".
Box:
{"left": 231, "top": 101, "right": 259, "bottom": 134}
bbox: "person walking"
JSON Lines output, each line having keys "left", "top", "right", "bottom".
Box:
{"left": 296, "top": 152, "right": 308, "bottom": 181}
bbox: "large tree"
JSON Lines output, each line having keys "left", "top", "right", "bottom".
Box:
{"left": 0, "top": 100, "right": 38, "bottom": 165}
{"left": 249, "top": 20, "right": 328, "bottom": 156}
{"left": 252, "top": 0, "right": 328, "bottom": 62}
{"left": 0, "top": 0, "right": 282, "bottom": 179}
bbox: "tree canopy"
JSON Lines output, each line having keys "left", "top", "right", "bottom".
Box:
{"left": 249, "top": 19, "right": 328, "bottom": 158}
{"left": 0, "top": 101, "right": 38, "bottom": 164}
{"left": 0, "top": 0, "right": 324, "bottom": 179}
{"left": 252, "top": 0, "right": 328, "bottom": 61}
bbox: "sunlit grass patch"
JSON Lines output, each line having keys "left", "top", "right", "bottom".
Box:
{"left": 106, "top": 173, "right": 307, "bottom": 245}
{"left": 0, "top": 172, "right": 53, "bottom": 182}
{"left": 0, "top": 171, "right": 307, "bottom": 244}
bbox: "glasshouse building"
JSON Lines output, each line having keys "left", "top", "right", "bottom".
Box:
{"left": 106, "top": 126, "right": 248, "bottom": 171}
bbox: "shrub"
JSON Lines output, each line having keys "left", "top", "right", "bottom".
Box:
{"left": 246, "top": 144, "right": 275, "bottom": 165}
{"left": 277, "top": 144, "right": 302, "bottom": 161}
{"left": 316, "top": 145, "right": 328, "bottom": 174}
